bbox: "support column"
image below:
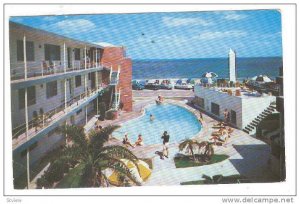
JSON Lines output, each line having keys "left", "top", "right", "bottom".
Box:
{"left": 97, "top": 97, "right": 99, "bottom": 115}
{"left": 85, "top": 106, "right": 88, "bottom": 125}
{"left": 95, "top": 48, "right": 98, "bottom": 68}
{"left": 23, "top": 35, "right": 27, "bottom": 80}
{"left": 64, "top": 42, "right": 67, "bottom": 111}
{"left": 84, "top": 46, "right": 88, "bottom": 96}
{"left": 23, "top": 34, "right": 30, "bottom": 189}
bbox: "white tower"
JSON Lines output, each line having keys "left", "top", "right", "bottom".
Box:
{"left": 228, "top": 48, "right": 237, "bottom": 82}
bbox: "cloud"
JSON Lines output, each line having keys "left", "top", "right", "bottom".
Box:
{"left": 223, "top": 11, "right": 247, "bottom": 20}
{"left": 44, "top": 19, "right": 97, "bottom": 34}
{"left": 197, "top": 30, "right": 247, "bottom": 40}
{"left": 41, "top": 16, "right": 58, "bottom": 21}
{"left": 162, "top": 17, "right": 213, "bottom": 27}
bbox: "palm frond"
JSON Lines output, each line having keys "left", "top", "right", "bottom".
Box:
{"left": 89, "top": 125, "right": 120, "bottom": 151}
{"left": 99, "top": 145, "right": 138, "bottom": 161}
{"left": 99, "top": 157, "right": 142, "bottom": 186}
{"left": 179, "top": 139, "right": 197, "bottom": 151}
{"left": 60, "top": 125, "right": 88, "bottom": 151}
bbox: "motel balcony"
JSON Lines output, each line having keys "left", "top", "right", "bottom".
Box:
{"left": 10, "top": 60, "right": 111, "bottom": 82}
{"left": 12, "top": 84, "right": 110, "bottom": 152}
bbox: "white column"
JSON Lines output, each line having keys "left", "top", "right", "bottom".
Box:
{"left": 84, "top": 46, "right": 87, "bottom": 70}
{"left": 85, "top": 106, "right": 88, "bottom": 125}
{"left": 23, "top": 34, "right": 30, "bottom": 189}
{"left": 114, "top": 85, "right": 117, "bottom": 110}
{"left": 97, "top": 97, "right": 99, "bottom": 115}
{"left": 95, "top": 71, "right": 98, "bottom": 90}
{"left": 64, "top": 43, "right": 67, "bottom": 111}
{"left": 63, "top": 43, "right": 66, "bottom": 73}
{"left": 23, "top": 35, "right": 27, "bottom": 80}
{"left": 95, "top": 48, "right": 98, "bottom": 68}
{"left": 84, "top": 46, "right": 88, "bottom": 96}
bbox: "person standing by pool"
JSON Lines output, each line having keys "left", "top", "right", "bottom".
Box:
{"left": 161, "top": 131, "right": 170, "bottom": 158}
{"left": 199, "top": 111, "right": 203, "bottom": 120}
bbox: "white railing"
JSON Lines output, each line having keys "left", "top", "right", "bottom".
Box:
{"left": 11, "top": 60, "right": 102, "bottom": 81}
{"left": 12, "top": 86, "right": 105, "bottom": 143}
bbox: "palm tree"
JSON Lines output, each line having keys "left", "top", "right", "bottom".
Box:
{"left": 178, "top": 139, "right": 199, "bottom": 161}
{"left": 57, "top": 124, "right": 141, "bottom": 187}
{"left": 197, "top": 141, "right": 214, "bottom": 161}
{"left": 202, "top": 174, "right": 224, "bottom": 184}
{"left": 179, "top": 140, "right": 214, "bottom": 162}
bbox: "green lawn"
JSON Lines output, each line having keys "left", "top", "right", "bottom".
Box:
{"left": 174, "top": 154, "right": 229, "bottom": 168}
{"left": 55, "top": 164, "right": 84, "bottom": 188}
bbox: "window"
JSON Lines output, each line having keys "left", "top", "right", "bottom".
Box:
{"left": 231, "top": 110, "right": 237, "bottom": 125}
{"left": 74, "top": 48, "right": 81, "bottom": 60}
{"left": 17, "top": 40, "right": 35, "bottom": 61}
{"left": 44, "top": 44, "right": 61, "bottom": 61}
{"left": 19, "top": 86, "right": 36, "bottom": 109}
{"left": 88, "top": 73, "right": 91, "bottom": 80}
{"left": 211, "top": 102, "right": 220, "bottom": 116}
{"left": 46, "top": 81, "right": 58, "bottom": 98}
{"left": 75, "top": 75, "right": 81, "bottom": 87}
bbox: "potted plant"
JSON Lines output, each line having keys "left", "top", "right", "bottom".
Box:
{"left": 105, "top": 109, "right": 118, "bottom": 120}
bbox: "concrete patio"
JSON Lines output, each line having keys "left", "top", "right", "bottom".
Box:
{"left": 87, "top": 89, "right": 277, "bottom": 186}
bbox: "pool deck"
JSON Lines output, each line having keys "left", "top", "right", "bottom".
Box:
{"left": 85, "top": 89, "right": 276, "bottom": 186}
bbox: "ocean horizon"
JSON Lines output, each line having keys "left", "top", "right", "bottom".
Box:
{"left": 132, "top": 57, "right": 282, "bottom": 80}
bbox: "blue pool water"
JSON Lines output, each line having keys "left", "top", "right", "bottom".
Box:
{"left": 113, "top": 104, "right": 202, "bottom": 145}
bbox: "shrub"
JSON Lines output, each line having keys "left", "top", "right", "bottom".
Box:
{"left": 36, "top": 175, "right": 52, "bottom": 189}
{"left": 99, "top": 102, "right": 106, "bottom": 121}
{"left": 44, "top": 160, "right": 68, "bottom": 183}
{"left": 105, "top": 109, "right": 118, "bottom": 120}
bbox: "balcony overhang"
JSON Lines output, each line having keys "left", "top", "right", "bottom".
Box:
{"left": 13, "top": 91, "right": 100, "bottom": 154}
{"left": 11, "top": 67, "right": 104, "bottom": 90}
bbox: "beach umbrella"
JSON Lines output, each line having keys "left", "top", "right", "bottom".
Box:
{"left": 176, "top": 79, "right": 182, "bottom": 84}
{"left": 187, "top": 78, "right": 195, "bottom": 84}
{"left": 251, "top": 75, "right": 272, "bottom": 83}
{"left": 102, "top": 159, "right": 152, "bottom": 186}
{"left": 201, "top": 72, "right": 218, "bottom": 78}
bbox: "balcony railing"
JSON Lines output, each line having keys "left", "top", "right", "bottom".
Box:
{"left": 12, "top": 85, "right": 107, "bottom": 149}
{"left": 10, "top": 60, "right": 103, "bottom": 81}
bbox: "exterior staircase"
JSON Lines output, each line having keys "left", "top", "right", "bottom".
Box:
{"left": 243, "top": 102, "right": 277, "bottom": 135}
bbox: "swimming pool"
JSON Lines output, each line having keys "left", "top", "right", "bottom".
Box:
{"left": 113, "top": 103, "right": 201, "bottom": 145}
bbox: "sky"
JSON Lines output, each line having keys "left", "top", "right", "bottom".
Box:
{"left": 10, "top": 10, "right": 282, "bottom": 59}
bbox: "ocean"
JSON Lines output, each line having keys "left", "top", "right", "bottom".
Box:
{"left": 132, "top": 57, "right": 282, "bottom": 80}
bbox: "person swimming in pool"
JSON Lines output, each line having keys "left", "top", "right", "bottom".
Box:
{"left": 150, "top": 114, "right": 155, "bottom": 121}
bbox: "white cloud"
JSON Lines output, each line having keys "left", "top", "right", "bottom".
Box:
{"left": 197, "top": 30, "right": 247, "bottom": 40}
{"left": 41, "top": 16, "right": 58, "bottom": 21}
{"left": 223, "top": 11, "right": 247, "bottom": 20}
{"left": 162, "top": 17, "right": 213, "bottom": 27}
{"left": 44, "top": 19, "right": 97, "bottom": 34}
